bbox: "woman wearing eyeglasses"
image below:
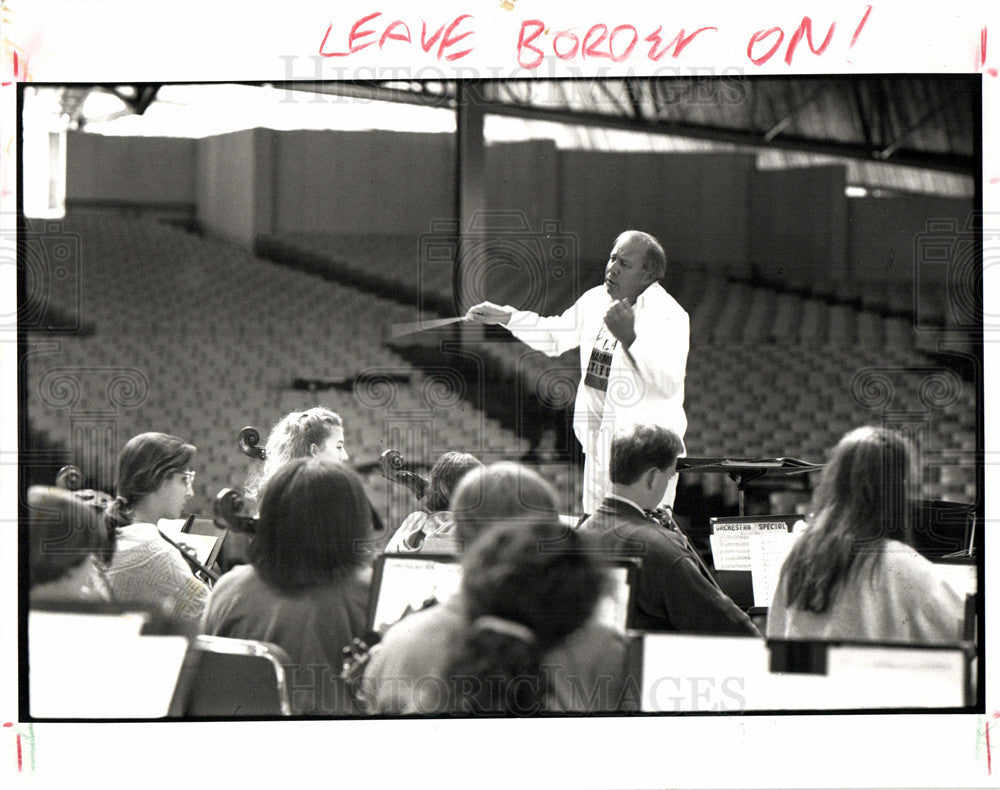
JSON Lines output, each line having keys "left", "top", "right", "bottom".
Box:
{"left": 103, "top": 432, "right": 210, "bottom": 622}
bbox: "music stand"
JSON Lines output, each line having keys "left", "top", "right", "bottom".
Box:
{"left": 676, "top": 457, "right": 823, "bottom": 516}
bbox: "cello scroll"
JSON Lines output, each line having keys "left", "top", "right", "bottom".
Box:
{"left": 378, "top": 449, "right": 429, "bottom": 501}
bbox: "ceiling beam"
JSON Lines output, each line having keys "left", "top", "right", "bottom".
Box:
{"left": 625, "top": 80, "right": 645, "bottom": 122}
{"left": 763, "top": 85, "right": 825, "bottom": 142}
{"left": 471, "top": 97, "right": 975, "bottom": 175}
{"left": 234, "top": 80, "right": 976, "bottom": 175}
{"left": 274, "top": 81, "right": 456, "bottom": 109}
{"left": 879, "top": 101, "right": 947, "bottom": 160}
{"left": 852, "top": 82, "right": 874, "bottom": 151}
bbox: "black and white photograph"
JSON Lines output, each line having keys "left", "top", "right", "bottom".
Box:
{"left": 3, "top": 1, "right": 997, "bottom": 787}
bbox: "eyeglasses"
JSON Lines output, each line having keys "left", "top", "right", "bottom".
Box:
{"left": 180, "top": 470, "right": 196, "bottom": 486}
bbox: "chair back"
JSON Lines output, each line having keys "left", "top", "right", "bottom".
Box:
{"left": 171, "top": 635, "right": 293, "bottom": 716}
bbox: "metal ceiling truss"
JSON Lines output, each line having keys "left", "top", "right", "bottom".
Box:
{"left": 70, "top": 77, "right": 973, "bottom": 176}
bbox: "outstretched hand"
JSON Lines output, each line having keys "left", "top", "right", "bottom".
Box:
{"left": 465, "top": 301, "right": 513, "bottom": 325}
{"left": 604, "top": 299, "right": 636, "bottom": 347}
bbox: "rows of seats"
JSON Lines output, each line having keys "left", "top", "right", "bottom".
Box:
{"left": 260, "top": 234, "right": 977, "bottom": 505}
{"left": 29, "top": 212, "right": 975, "bottom": 516}
{"left": 781, "top": 277, "right": 953, "bottom": 326}
{"left": 264, "top": 231, "right": 590, "bottom": 319}
{"left": 682, "top": 344, "right": 977, "bottom": 502}
{"left": 268, "top": 233, "right": 955, "bottom": 350}
{"left": 25, "top": 210, "right": 533, "bottom": 525}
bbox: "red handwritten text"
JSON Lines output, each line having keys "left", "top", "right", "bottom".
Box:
{"left": 517, "top": 20, "right": 716, "bottom": 68}
{"left": 747, "top": 16, "right": 837, "bottom": 65}
{"left": 746, "top": 7, "right": 871, "bottom": 66}
{"left": 516, "top": 8, "right": 871, "bottom": 70}
{"left": 851, "top": 5, "right": 872, "bottom": 48}
{"left": 319, "top": 13, "right": 475, "bottom": 61}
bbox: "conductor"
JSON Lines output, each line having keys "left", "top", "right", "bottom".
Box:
{"left": 466, "top": 230, "right": 688, "bottom": 516}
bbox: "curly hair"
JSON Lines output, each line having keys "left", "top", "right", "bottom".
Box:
{"left": 441, "top": 520, "right": 605, "bottom": 714}
{"left": 245, "top": 407, "right": 344, "bottom": 499}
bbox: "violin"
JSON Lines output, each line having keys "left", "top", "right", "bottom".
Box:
{"left": 340, "top": 593, "right": 441, "bottom": 711}
{"left": 55, "top": 464, "right": 84, "bottom": 491}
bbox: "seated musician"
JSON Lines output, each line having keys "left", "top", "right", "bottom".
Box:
{"left": 202, "top": 457, "right": 374, "bottom": 715}
{"left": 245, "top": 406, "right": 349, "bottom": 501}
{"left": 29, "top": 485, "right": 116, "bottom": 603}
{"left": 383, "top": 451, "right": 483, "bottom": 553}
{"left": 420, "top": 519, "right": 613, "bottom": 714}
{"left": 103, "top": 432, "right": 210, "bottom": 622}
{"left": 767, "top": 426, "right": 963, "bottom": 642}
{"left": 362, "top": 462, "right": 627, "bottom": 714}
{"left": 579, "top": 424, "right": 759, "bottom": 636}
{"left": 242, "top": 406, "right": 383, "bottom": 552}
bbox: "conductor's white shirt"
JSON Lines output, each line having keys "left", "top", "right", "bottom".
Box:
{"left": 504, "top": 281, "right": 689, "bottom": 513}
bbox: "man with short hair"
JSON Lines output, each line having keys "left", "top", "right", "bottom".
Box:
{"left": 580, "top": 424, "right": 759, "bottom": 636}
{"left": 467, "top": 230, "right": 688, "bottom": 517}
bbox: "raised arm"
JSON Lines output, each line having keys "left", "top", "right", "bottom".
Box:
{"left": 466, "top": 296, "right": 587, "bottom": 358}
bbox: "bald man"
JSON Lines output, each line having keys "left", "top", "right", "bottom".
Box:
{"left": 467, "top": 230, "right": 688, "bottom": 516}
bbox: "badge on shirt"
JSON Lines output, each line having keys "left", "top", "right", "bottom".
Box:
{"left": 584, "top": 325, "right": 618, "bottom": 392}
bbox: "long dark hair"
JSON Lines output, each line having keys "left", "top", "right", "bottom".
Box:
{"left": 424, "top": 451, "right": 483, "bottom": 512}
{"left": 441, "top": 520, "right": 605, "bottom": 715}
{"left": 781, "top": 426, "right": 915, "bottom": 613}
{"left": 106, "top": 432, "right": 196, "bottom": 527}
{"left": 251, "top": 457, "right": 373, "bottom": 591}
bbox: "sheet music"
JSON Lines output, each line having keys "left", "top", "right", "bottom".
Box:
{"left": 748, "top": 532, "right": 801, "bottom": 607}
{"left": 29, "top": 611, "right": 189, "bottom": 718}
{"left": 372, "top": 558, "right": 464, "bottom": 634}
{"left": 710, "top": 520, "right": 794, "bottom": 571}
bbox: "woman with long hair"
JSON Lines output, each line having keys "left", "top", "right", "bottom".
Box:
{"left": 245, "top": 406, "right": 348, "bottom": 500}
{"left": 384, "top": 451, "right": 483, "bottom": 553}
{"left": 767, "top": 426, "right": 963, "bottom": 642}
{"left": 203, "top": 457, "right": 375, "bottom": 714}
{"left": 103, "top": 432, "right": 209, "bottom": 621}
{"left": 242, "top": 405, "right": 382, "bottom": 542}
